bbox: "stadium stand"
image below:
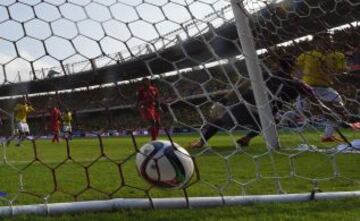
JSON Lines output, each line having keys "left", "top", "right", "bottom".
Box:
{"left": 0, "top": 18, "right": 359, "bottom": 137}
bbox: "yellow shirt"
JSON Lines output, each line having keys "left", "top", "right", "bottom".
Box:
{"left": 297, "top": 50, "right": 346, "bottom": 86}
{"left": 14, "top": 104, "right": 34, "bottom": 123}
{"left": 63, "top": 112, "right": 72, "bottom": 125}
{"left": 296, "top": 50, "right": 329, "bottom": 86}
{"left": 324, "top": 51, "right": 346, "bottom": 74}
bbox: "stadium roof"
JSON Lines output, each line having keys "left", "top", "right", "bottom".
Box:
{"left": 0, "top": 0, "right": 358, "bottom": 97}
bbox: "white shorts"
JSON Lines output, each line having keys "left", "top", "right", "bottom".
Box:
{"left": 16, "top": 122, "right": 30, "bottom": 133}
{"left": 312, "top": 87, "right": 343, "bottom": 103}
{"left": 296, "top": 86, "right": 343, "bottom": 113}
{"left": 63, "top": 125, "right": 72, "bottom": 133}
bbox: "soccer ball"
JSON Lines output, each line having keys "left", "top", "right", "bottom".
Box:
{"left": 136, "top": 140, "right": 194, "bottom": 189}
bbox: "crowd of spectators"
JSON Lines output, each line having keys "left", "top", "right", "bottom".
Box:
{"left": 0, "top": 25, "right": 359, "bottom": 136}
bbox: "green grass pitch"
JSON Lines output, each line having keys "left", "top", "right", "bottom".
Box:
{"left": 0, "top": 130, "right": 359, "bottom": 220}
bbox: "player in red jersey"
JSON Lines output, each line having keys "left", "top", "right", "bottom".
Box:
{"left": 137, "top": 78, "right": 161, "bottom": 141}
{"left": 50, "top": 105, "right": 61, "bottom": 143}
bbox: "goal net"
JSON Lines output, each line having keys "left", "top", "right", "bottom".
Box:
{"left": 0, "top": 0, "right": 359, "bottom": 216}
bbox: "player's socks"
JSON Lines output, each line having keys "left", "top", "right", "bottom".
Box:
{"left": 154, "top": 127, "right": 160, "bottom": 140}
{"left": 52, "top": 134, "right": 60, "bottom": 143}
{"left": 189, "top": 125, "right": 220, "bottom": 148}
{"left": 323, "top": 120, "right": 336, "bottom": 138}
{"left": 236, "top": 131, "right": 259, "bottom": 147}
{"left": 56, "top": 134, "right": 60, "bottom": 142}
{"left": 6, "top": 135, "right": 14, "bottom": 146}
{"left": 15, "top": 136, "right": 24, "bottom": 147}
{"left": 203, "top": 125, "right": 220, "bottom": 141}
{"left": 321, "top": 136, "right": 342, "bottom": 142}
{"left": 188, "top": 125, "right": 220, "bottom": 149}
{"left": 150, "top": 127, "right": 157, "bottom": 140}
{"left": 236, "top": 136, "right": 250, "bottom": 147}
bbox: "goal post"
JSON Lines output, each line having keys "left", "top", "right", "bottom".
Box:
{"left": 231, "top": 0, "right": 279, "bottom": 150}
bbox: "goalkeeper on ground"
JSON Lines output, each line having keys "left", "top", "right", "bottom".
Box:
{"left": 189, "top": 57, "right": 303, "bottom": 148}
{"left": 188, "top": 57, "right": 341, "bottom": 149}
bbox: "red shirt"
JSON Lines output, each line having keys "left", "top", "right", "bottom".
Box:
{"left": 50, "top": 107, "right": 61, "bottom": 125}
{"left": 137, "top": 85, "right": 159, "bottom": 108}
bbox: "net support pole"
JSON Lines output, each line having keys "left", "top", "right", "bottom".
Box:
{"left": 0, "top": 191, "right": 360, "bottom": 217}
{"left": 230, "top": 0, "right": 279, "bottom": 150}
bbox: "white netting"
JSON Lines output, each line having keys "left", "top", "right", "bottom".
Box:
{"left": 0, "top": 0, "right": 359, "bottom": 214}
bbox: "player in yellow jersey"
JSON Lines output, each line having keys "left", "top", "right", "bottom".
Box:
{"left": 296, "top": 33, "right": 355, "bottom": 142}
{"left": 62, "top": 109, "right": 73, "bottom": 140}
{"left": 13, "top": 99, "right": 34, "bottom": 146}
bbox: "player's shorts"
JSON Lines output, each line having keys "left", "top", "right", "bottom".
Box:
{"left": 63, "top": 125, "right": 72, "bottom": 133}
{"left": 313, "top": 87, "right": 343, "bottom": 103}
{"left": 16, "top": 121, "right": 30, "bottom": 133}
{"left": 140, "top": 107, "right": 160, "bottom": 122}
{"left": 296, "top": 86, "right": 344, "bottom": 113}
{"left": 51, "top": 123, "right": 60, "bottom": 133}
